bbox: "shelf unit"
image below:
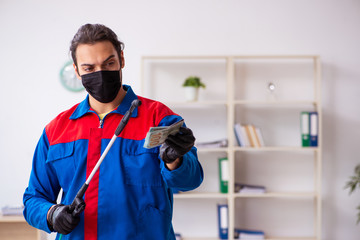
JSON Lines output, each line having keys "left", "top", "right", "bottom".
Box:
{"left": 0, "top": 216, "right": 40, "bottom": 240}
{"left": 141, "top": 55, "right": 322, "bottom": 240}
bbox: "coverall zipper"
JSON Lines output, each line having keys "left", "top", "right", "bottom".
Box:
{"left": 99, "top": 119, "right": 104, "bottom": 128}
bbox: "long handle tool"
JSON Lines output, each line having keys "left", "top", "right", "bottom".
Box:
{"left": 68, "top": 99, "right": 142, "bottom": 216}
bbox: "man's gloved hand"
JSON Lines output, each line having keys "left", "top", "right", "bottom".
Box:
{"left": 47, "top": 200, "right": 83, "bottom": 235}
{"left": 160, "top": 126, "right": 195, "bottom": 163}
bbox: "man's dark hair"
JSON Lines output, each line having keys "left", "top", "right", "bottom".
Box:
{"left": 70, "top": 23, "right": 125, "bottom": 68}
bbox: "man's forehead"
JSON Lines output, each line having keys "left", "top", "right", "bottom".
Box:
{"left": 76, "top": 41, "right": 118, "bottom": 62}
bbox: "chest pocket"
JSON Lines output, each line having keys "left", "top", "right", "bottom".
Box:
{"left": 46, "top": 141, "right": 76, "bottom": 191}
{"left": 123, "top": 147, "right": 163, "bottom": 187}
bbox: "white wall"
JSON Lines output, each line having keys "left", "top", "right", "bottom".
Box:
{"left": 0, "top": 0, "right": 359, "bottom": 239}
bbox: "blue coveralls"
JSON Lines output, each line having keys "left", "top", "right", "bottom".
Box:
{"left": 23, "top": 85, "right": 203, "bottom": 240}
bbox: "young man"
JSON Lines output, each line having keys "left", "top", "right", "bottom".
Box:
{"left": 23, "top": 23, "right": 203, "bottom": 240}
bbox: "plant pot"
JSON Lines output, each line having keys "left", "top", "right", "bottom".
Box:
{"left": 184, "top": 86, "right": 199, "bottom": 102}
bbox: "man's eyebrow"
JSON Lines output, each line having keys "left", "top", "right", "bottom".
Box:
{"left": 102, "top": 55, "right": 116, "bottom": 63}
{"left": 80, "top": 55, "right": 116, "bottom": 67}
{"left": 80, "top": 63, "right": 94, "bottom": 67}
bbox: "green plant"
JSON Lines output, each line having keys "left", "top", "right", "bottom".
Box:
{"left": 182, "top": 76, "right": 206, "bottom": 88}
{"left": 345, "top": 164, "right": 360, "bottom": 224}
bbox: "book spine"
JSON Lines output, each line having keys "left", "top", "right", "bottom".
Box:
{"left": 234, "top": 123, "right": 243, "bottom": 147}
{"left": 248, "top": 125, "right": 261, "bottom": 148}
{"left": 301, "top": 112, "right": 310, "bottom": 147}
{"left": 217, "top": 204, "right": 229, "bottom": 239}
{"left": 240, "top": 125, "right": 251, "bottom": 147}
{"left": 245, "top": 125, "right": 255, "bottom": 147}
{"left": 309, "top": 111, "right": 318, "bottom": 146}
{"left": 255, "top": 127, "right": 265, "bottom": 147}
{"left": 219, "top": 157, "right": 229, "bottom": 193}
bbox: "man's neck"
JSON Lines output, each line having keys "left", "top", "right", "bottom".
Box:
{"left": 88, "top": 87, "right": 127, "bottom": 114}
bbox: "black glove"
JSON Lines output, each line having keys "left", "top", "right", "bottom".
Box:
{"left": 47, "top": 198, "right": 84, "bottom": 235}
{"left": 160, "top": 127, "right": 195, "bottom": 163}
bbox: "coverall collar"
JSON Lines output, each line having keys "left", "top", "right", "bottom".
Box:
{"left": 70, "top": 84, "right": 139, "bottom": 120}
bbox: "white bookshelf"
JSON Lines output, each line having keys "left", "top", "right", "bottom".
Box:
{"left": 141, "top": 55, "right": 322, "bottom": 240}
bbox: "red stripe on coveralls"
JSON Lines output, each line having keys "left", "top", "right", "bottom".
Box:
{"left": 84, "top": 127, "right": 102, "bottom": 240}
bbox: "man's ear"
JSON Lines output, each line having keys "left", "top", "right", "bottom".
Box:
{"left": 73, "top": 63, "right": 81, "bottom": 80}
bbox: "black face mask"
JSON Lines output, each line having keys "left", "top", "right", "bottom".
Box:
{"left": 81, "top": 70, "right": 122, "bottom": 103}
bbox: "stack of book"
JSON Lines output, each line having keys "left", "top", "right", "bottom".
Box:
{"left": 235, "top": 183, "right": 266, "bottom": 194}
{"left": 234, "top": 123, "right": 264, "bottom": 147}
{"left": 235, "top": 229, "right": 265, "bottom": 239}
{"left": 300, "top": 111, "right": 318, "bottom": 147}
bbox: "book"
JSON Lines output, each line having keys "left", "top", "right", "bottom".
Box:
{"left": 244, "top": 125, "right": 255, "bottom": 147}
{"left": 255, "top": 127, "right": 265, "bottom": 147}
{"left": 300, "top": 112, "right": 310, "bottom": 147}
{"left": 234, "top": 123, "right": 245, "bottom": 147}
{"left": 240, "top": 125, "right": 251, "bottom": 147}
{"left": 1, "top": 205, "right": 24, "bottom": 216}
{"left": 196, "top": 139, "right": 228, "bottom": 148}
{"left": 309, "top": 112, "right": 318, "bottom": 146}
{"left": 217, "top": 204, "right": 229, "bottom": 239}
{"left": 248, "top": 125, "right": 261, "bottom": 148}
{"left": 219, "top": 157, "right": 229, "bottom": 193}
{"left": 235, "top": 183, "right": 266, "bottom": 194}
{"left": 235, "top": 229, "right": 265, "bottom": 239}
